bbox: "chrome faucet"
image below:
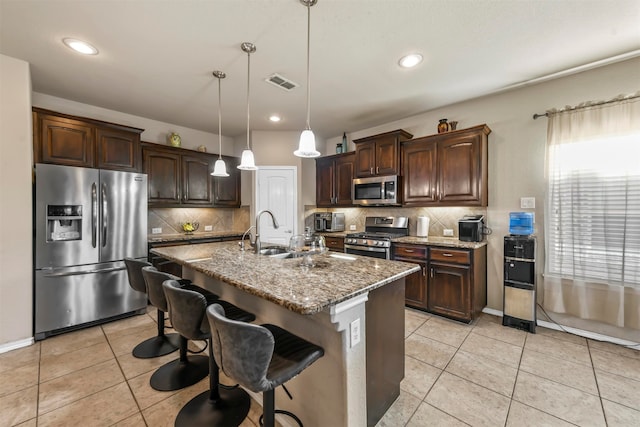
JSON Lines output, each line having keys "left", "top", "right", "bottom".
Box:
{"left": 238, "top": 225, "right": 255, "bottom": 251}
{"left": 251, "top": 209, "right": 280, "bottom": 254}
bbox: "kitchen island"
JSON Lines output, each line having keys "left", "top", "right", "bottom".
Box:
{"left": 151, "top": 241, "right": 420, "bottom": 427}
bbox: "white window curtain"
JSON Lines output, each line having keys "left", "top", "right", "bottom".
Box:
{"left": 544, "top": 94, "right": 640, "bottom": 338}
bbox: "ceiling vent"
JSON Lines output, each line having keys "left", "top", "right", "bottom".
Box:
{"left": 265, "top": 73, "right": 299, "bottom": 91}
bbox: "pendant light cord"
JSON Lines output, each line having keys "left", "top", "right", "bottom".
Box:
{"left": 217, "top": 77, "right": 223, "bottom": 160}
{"left": 305, "top": 1, "right": 311, "bottom": 131}
{"left": 246, "top": 49, "right": 251, "bottom": 150}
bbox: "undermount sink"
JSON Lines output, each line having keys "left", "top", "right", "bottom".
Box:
{"left": 259, "top": 246, "right": 291, "bottom": 258}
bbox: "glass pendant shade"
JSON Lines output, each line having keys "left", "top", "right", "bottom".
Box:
{"left": 212, "top": 158, "right": 229, "bottom": 176}
{"left": 294, "top": 129, "right": 320, "bottom": 157}
{"left": 238, "top": 149, "right": 257, "bottom": 170}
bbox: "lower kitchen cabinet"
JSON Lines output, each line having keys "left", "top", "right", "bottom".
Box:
{"left": 428, "top": 246, "right": 486, "bottom": 323}
{"left": 392, "top": 244, "right": 428, "bottom": 310}
{"left": 324, "top": 235, "right": 345, "bottom": 252}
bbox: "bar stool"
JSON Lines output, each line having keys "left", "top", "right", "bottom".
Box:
{"left": 163, "top": 280, "right": 256, "bottom": 427}
{"left": 142, "top": 266, "right": 220, "bottom": 391}
{"left": 124, "top": 259, "right": 180, "bottom": 358}
{"left": 207, "top": 303, "right": 324, "bottom": 427}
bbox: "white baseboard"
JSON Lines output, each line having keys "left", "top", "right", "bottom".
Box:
{"left": 481, "top": 307, "right": 638, "bottom": 348}
{"left": 0, "top": 337, "right": 34, "bottom": 354}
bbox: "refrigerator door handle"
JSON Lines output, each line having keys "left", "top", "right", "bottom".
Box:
{"left": 102, "top": 183, "right": 108, "bottom": 247}
{"left": 92, "top": 182, "right": 98, "bottom": 248}
{"left": 42, "top": 266, "right": 126, "bottom": 277}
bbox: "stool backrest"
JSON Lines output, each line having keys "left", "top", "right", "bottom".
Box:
{"left": 163, "top": 280, "right": 209, "bottom": 341}
{"left": 142, "top": 266, "right": 177, "bottom": 312}
{"left": 124, "top": 258, "right": 152, "bottom": 293}
{"left": 207, "top": 304, "right": 275, "bottom": 393}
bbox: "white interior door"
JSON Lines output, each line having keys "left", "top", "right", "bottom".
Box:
{"left": 255, "top": 167, "right": 297, "bottom": 246}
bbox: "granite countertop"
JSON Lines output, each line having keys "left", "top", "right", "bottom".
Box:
{"left": 150, "top": 241, "right": 420, "bottom": 315}
{"left": 391, "top": 236, "right": 488, "bottom": 249}
{"left": 148, "top": 230, "right": 245, "bottom": 243}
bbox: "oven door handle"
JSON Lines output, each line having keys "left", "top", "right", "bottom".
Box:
{"left": 344, "top": 244, "right": 388, "bottom": 254}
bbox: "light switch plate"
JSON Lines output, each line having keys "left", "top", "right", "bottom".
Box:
{"left": 443, "top": 229, "right": 454, "bottom": 237}
{"left": 350, "top": 318, "right": 361, "bottom": 347}
{"left": 204, "top": 225, "right": 213, "bottom": 231}
{"left": 520, "top": 197, "right": 535, "bottom": 209}
{"left": 152, "top": 227, "right": 162, "bottom": 234}
{"left": 349, "top": 225, "right": 356, "bottom": 231}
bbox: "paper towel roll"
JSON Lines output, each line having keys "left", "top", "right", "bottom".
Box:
{"left": 417, "top": 216, "right": 429, "bottom": 237}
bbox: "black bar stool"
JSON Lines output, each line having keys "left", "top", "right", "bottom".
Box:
{"left": 142, "top": 267, "right": 220, "bottom": 391}
{"left": 207, "top": 303, "right": 324, "bottom": 427}
{"left": 124, "top": 259, "right": 180, "bottom": 358}
{"left": 163, "top": 280, "right": 256, "bottom": 427}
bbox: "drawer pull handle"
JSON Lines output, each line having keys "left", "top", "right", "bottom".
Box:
{"left": 514, "top": 246, "right": 524, "bottom": 249}
{"left": 442, "top": 253, "right": 453, "bottom": 257}
{"left": 422, "top": 266, "right": 426, "bottom": 277}
{"left": 430, "top": 268, "right": 434, "bottom": 278}
{"left": 404, "top": 249, "right": 414, "bottom": 253}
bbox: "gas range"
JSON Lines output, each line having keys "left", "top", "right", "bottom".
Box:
{"left": 344, "top": 217, "right": 409, "bottom": 259}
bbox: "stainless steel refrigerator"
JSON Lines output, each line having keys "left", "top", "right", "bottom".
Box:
{"left": 34, "top": 163, "right": 148, "bottom": 340}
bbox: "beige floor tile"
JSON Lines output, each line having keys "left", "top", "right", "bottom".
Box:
{"left": 38, "top": 359, "right": 124, "bottom": 415}
{"left": 39, "top": 326, "right": 106, "bottom": 357}
{"left": 595, "top": 369, "right": 640, "bottom": 410}
{"left": 128, "top": 369, "right": 180, "bottom": 410}
{"left": 472, "top": 316, "right": 527, "bottom": 347}
{"left": 101, "top": 312, "right": 156, "bottom": 337}
{"left": 459, "top": 332, "right": 522, "bottom": 368}
{"left": 536, "top": 325, "right": 588, "bottom": 346}
{"left": 446, "top": 349, "right": 518, "bottom": 397}
{"left": 406, "top": 402, "right": 469, "bottom": 427}
{"left": 405, "top": 333, "right": 457, "bottom": 369}
{"left": 239, "top": 396, "right": 271, "bottom": 427}
{"left": 116, "top": 349, "right": 178, "bottom": 380}
{"left": 0, "top": 385, "right": 38, "bottom": 427}
{"left": 405, "top": 309, "right": 429, "bottom": 337}
{"left": 141, "top": 379, "right": 209, "bottom": 427}
{"left": 0, "top": 362, "right": 39, "bottom": 398}
{"left": 520, "top": 347, "right": 598, "bottom": 395}
{"left": 524, "top": 332, "right": 592, "bottom": 366}
{"left": 37, "top": 382, "right": 138, "bottom": 427}
{"left": 39, "top": 341, "right": 113, "bottom": 382}
{"left": 425, "top": 371, "right": 510, "bottom": 427}
{"left": 588, "top": 339, "right": 640, "bottom": 360}
{"left": 374, "top": 390, "right": 421, "bottom": 427}
{"left": 106, "top": 323, "right": 159, "bottom": 356}
{"left": 14, "top": 418, "right": 37, "bottom": 427}
{"left": 415, "top": 316, "right": 471, "bottom": 347}
{"left": 602, "top": 399, "right": 640, "bottom": 426}
{"left": 111, "top": 412, "right": 147, "bottom": 427}
{"left": 506, "top": 401, "right": 575, "bottom": 427}
{"left": 401, "top": 355, "right": 442, "bottom": 399}
{"left": 591, "top": 348, "right": 640, "bottom": 382}
{"left": 513, "top": 371, "right": 605, "bottom": 426}
{"left": 0, "top": 343, "right": 40, "bottom": 374}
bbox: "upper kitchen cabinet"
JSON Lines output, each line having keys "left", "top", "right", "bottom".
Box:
{"left": 142, "top": 143, "right": 241, "bottom": 208}
{"left": 353, "top": 129, "right": 413, "bottom": 178}
{"left": 402, "top": 124, "right": 491, "bottom": 207}
{"left": 316, "top": 152, "right": 355, "bottom": 207}
{"left": 33, "top": 108, "right": 142, "bottom": 172}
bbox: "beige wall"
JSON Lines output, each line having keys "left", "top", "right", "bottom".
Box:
{"left": 325, "top": 56, "right": 640, "bottom": 311}
{"left": 0, "top": 55, "right": 33, "bottom": 347}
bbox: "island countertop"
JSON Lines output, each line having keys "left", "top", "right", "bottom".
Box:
{"left": 150, "top": 241, "right": 420, "bottom": 315}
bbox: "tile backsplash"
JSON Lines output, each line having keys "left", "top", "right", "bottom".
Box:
{"left": 149, "top": 206, "right": 250, "bottom": 235}
{"left": 304, "top": 206, "right": 487, "bottom": 237}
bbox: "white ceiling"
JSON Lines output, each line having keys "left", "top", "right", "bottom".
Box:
{"left": 1, "top": 0, "right": 639, "bottom": 139}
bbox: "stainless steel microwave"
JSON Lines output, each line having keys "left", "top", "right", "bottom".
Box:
{"left": 352, "top": 175, "right": 400, "bottom": 206}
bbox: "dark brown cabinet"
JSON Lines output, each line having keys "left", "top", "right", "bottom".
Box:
{"left": 353, "top": 129, "right": 412, "bottom": 178}
{"left": 324, "top": 235, "right": 345, "bottom": 252}
{"left": 142, "top": 143, "right": 241, "bottom": 208}
{"left": 33, "top": 108, "right": 142, "bottom": 172}
{"left": 402, "top": 124, "right": 490, "bottom": 207}
{"left": 392, "top": 244, "right": 428, "bottom": 310}
{"left": 315, "top": 152, "right": 355, "bottom": 207}
{"left": 427, "top": 246, "right": 486, "bottom": 323}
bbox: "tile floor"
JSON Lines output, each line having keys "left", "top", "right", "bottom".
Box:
{"left": 1, "top": 306, "right": 639, "bottom": 426}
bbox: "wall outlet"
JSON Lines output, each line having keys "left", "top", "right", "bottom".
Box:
{"left": 443, "top": 229, "right": 454, "bottom": 237}
{"left": 151, "top": 227, "right": 162, "bottom": 234}
{"left": 520, "top": 197, "right": 535, "bottom": 209}
{"left": 204, "top": 225, "right": 213, "bottom": 231}
{"left": 350, "top": 318, "right": 361, "bottom": 348}
{"left": 349, "top": 224, "right": 357, "bottom": 231}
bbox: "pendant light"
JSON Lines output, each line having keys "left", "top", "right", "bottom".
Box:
{"left": 237, "top": 42, "right": 258, "bottom": 170}
{"left": 211, "top": 70, "right": 229, "bottom": 177}
{"left": 294, "top": 0, "right": 320, "bottom": 158}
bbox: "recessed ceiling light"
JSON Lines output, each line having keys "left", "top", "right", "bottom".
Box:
{"left": 63, "top": 38, "right": 98, "bottom": 55}
{"left": 269, "top": 115, "right": 281, "bottom": 123}
{"left": 398, "top": 53, "right": 422, "bottom": 68}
